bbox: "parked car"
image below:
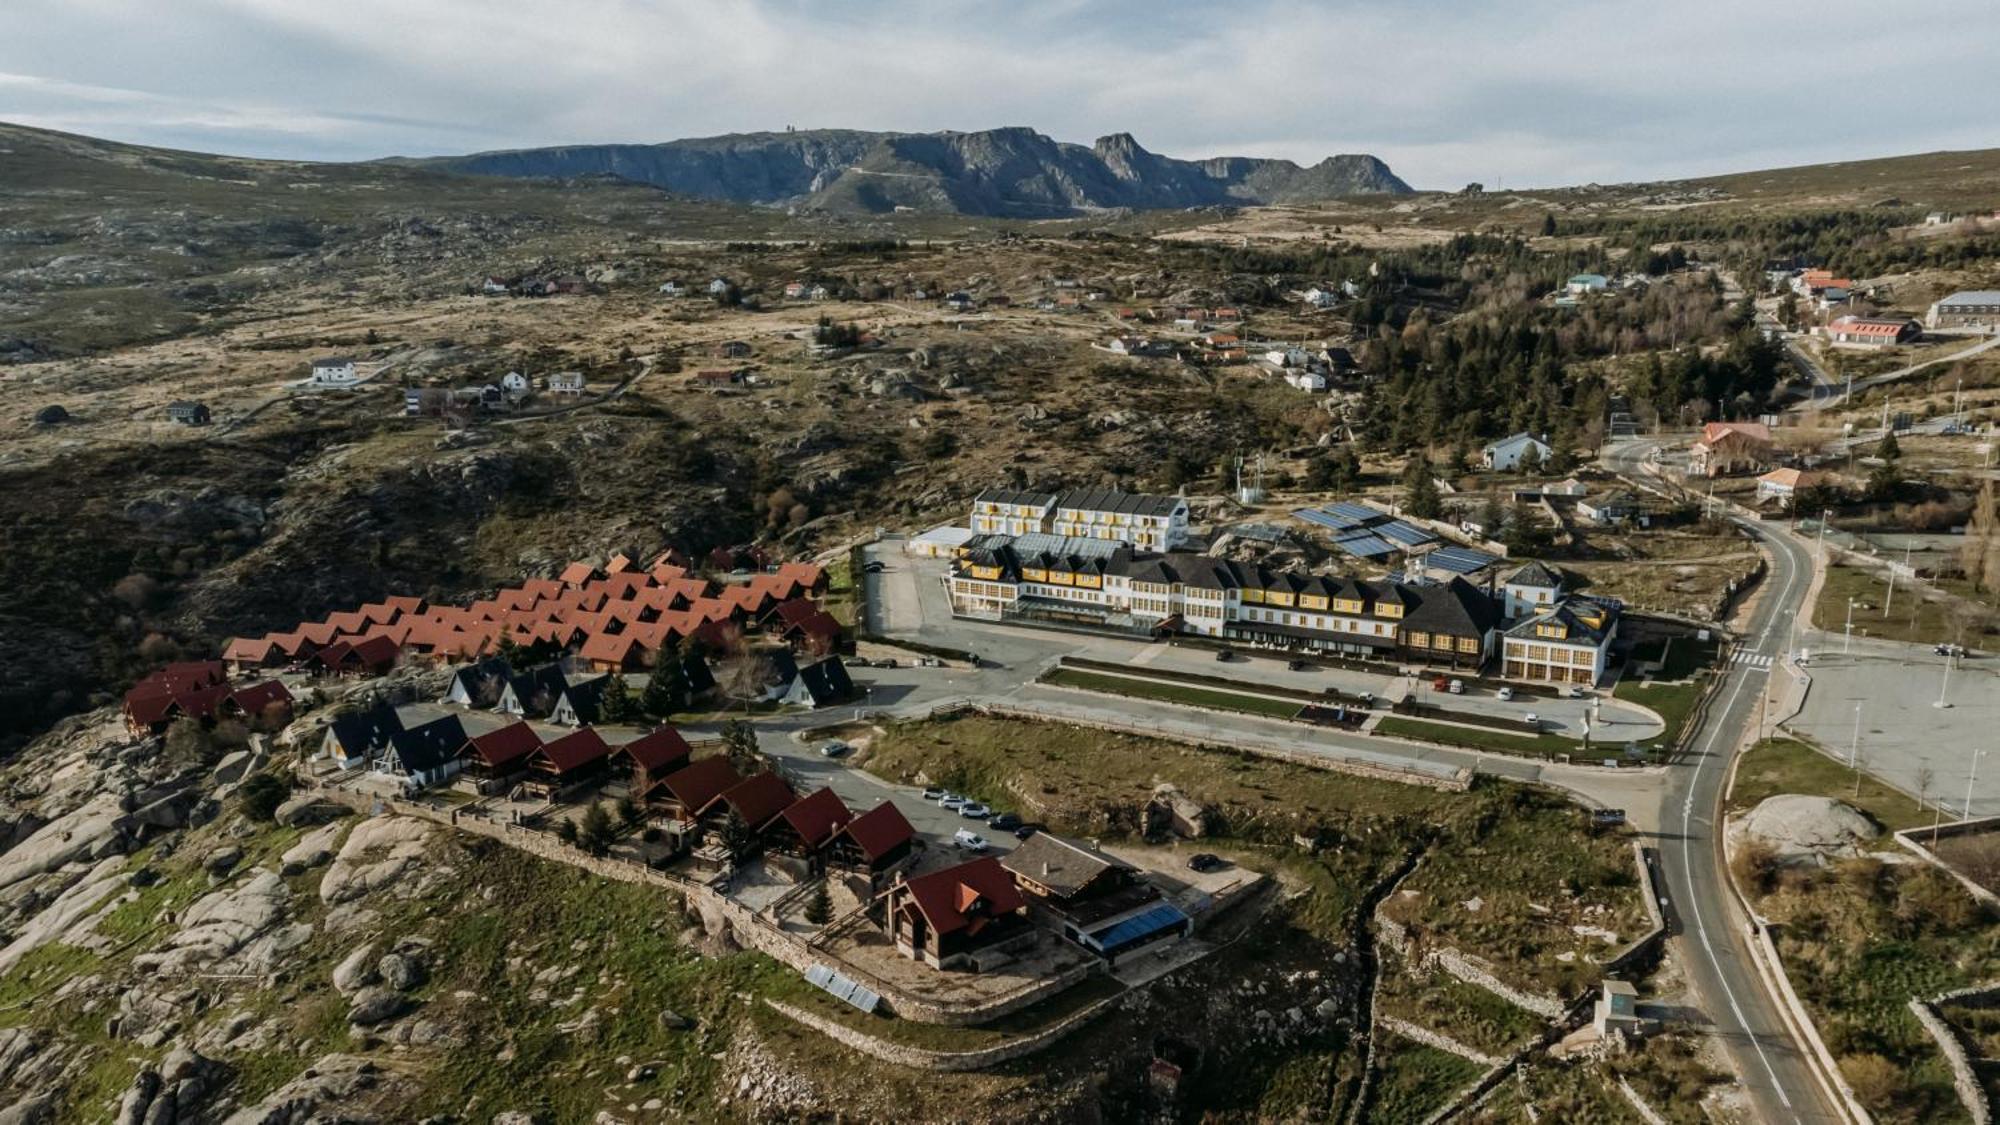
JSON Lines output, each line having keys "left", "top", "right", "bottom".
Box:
{"left": 938, "top": 793, "right": 968, "bottom": 809}
{"left": 1215, "top": 648, "right": 1236, "bottom": 662}
{"left": 1496, "top": 687, "right": 1515, "bottom": 702}
{"left": 817, "top": 741, "right": 850, "bottom": 758}
{"left": 921, "top": 786, "right": 946, "bottom": 800}
{"left": 1524, "top": 712, "right": 1540, "bottom": 727}
{"left": 1013, "top": 823, "right": 1044, "bottom": 840}
{"left": 844, "top": 656, "right": 870, "bottom": 667}
{"left": 959, "top": 802, "right": 991, "bottom": 819}
{"left": 1287, "top": 658, "right": 1308, "bottom": 672}
{"left": 952, "top": 829, "right": 989, "bottom": 852}
{"left": 1565, "top": 685, "right": 1590, "bottom": 699}
{"left": 872, "top": 658, "right": 899, "bottom": 668}
{"left": 1448, "top": 679, "right": 1464, "bottom": 695}
{"left": 862, "top": 560, "right": 885, "bottom": 573}
{"left": 1936, "top": 643, "right": 1968, "bottom": 658}
{"left": 1431, "top": 675, "right": 1450, "bottom": 691}
{"left": 919, "top": 657, "right": 944, "bottom": 667}
{"left": 989, "top": 812, "right": 1022, "bottom": 831}
{"left": 1186, "top": 853, "right": 1226, "bottom": 873}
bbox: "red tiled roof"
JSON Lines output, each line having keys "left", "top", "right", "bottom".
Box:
{"left": 833, "top": 801, "right": 916, "bottom": 862}
{"left": 229, "top": 680, "right": 294, "bottom": 717}
{"left": 711, "top": 772, "right": 796, "bottom": 829}
{"left": 578, "top": 631, "right": 643, "bottom": 665}
{"left": 1699, "top": 421, "right": 1772, "bottom": 445}
{"left": 223, "top": 636, "right": 280, "bottom": 664}
{"left": 558, "top": 562, "right": 599, "bottom": 587}
{"left": 615, "top": 727, "right": 693, "bottom": 773}
{"left": 173, "top": 683, "right": 232, "bottom": 721}
{"left": 898, "top": 856, "right": 1024, "bottom": 937}
{"left": 461, "top": 721, "right": 542, "bottom": 769}
{"left": 534, "top": 727, "right": 612, "bottom": 773}
{"left": 657, "top": 757, "right": 741, "bottom": 811}
{"left": 777, "top": 787, "right": 852, "bottom": 848}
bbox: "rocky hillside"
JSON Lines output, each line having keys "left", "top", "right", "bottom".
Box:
{"left": 400, "top": 127, "right": 1413, "bottom": 216}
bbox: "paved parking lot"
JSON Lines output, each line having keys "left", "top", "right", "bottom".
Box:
{"left": 1787, "top": 643, "right": 2000, "bottom": 818}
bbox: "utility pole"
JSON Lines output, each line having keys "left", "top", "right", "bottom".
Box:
{"left": 1817, "top": 509, "right": 1833, "bottom": 562}
{"left": 1844, "top": 597, "right": 1855, "bottom": 654}
{"left": 1935, "top": 649, "right": 1955, "bottom": 710}
{"left": 1885, "top": 542, "right": 1911, "bottom": 617}
{"left": 1849, "top": 702, "right": 1863, "bottom": 796}
{"left": 1964, "top": 748, "right": 1985, "bottom": 822}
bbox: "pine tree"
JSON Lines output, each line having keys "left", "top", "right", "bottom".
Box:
{"left": 1877, "top": 429, "right": 1901, "bottom": 461}
{"left": 1402, "top": 458, "right": 1443, "bottom": 520}
{"left": 554, "top": 817, "right": 580, "bottom": 847}
{"left": 721, "top": 718, "right": 762, "bottom": 775}
{"left": 578, "top": 802, "right": 618, "bottom": 855}
{"left": 719, "top": 809, "right": 755, "bottom": 857}
{"left": 1540, "top": 213, "right": 1557, "bottom": 237}
{"left": 1964, "top": 481, "right": 1999, "bottom": 593}
{"left": 643, "top": 656, "right": 690, "bottom": 718}
{"left": 617, "top": 793, "right": 645, "bottom": 830}
{"left": 804, "top": 879, "right": 832, "bottom": 925}
{"left": 599, "top": 673, "right": 637, "bottom": 724}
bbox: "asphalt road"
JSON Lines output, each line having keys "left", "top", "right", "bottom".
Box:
{"left": 1609, "top": 436, "right": 1845, "bottom": 1123}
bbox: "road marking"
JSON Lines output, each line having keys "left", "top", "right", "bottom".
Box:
{"left": 1677, "top": 519, "right": 1805, "bottom": 1119}
{"left": 1731, "top": 652, "right": 1772, "bottom": 669}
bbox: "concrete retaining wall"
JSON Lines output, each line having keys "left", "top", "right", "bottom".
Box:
{"left": 1895, "top": 818, "right": 2000, "bottom": 910}
{"left": 1747, "top": 919, "right": 1874, "bottom": 1124}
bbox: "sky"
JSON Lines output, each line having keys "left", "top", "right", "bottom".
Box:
{"left": 4, "top": 0, "right": 1998, "bottom": 190}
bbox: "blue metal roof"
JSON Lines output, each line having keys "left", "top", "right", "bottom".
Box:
{"left": 1426, "top": 547, "right": 1500, "bottom": 574}
{"left": 1323, "top": 501, "right": 1383, "bottom": 524}
{"left": 1333, "top": 534, "right": 1398, "bottom": 559}
{"left": 1087, "top": 902, "right": 1191, "bottom": 952}
{"left": 1292, "top": 508, "right": 1361, "bottom": 531}
{"left": 1376, "top": 520, "right": 1439, "bottom": 547}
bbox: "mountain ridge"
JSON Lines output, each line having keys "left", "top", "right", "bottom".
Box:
{"left": 391, "top": 126, "right": 1414, "bottom": 216}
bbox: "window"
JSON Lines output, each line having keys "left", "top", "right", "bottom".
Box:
{"left": 1407, "top": 630, "right": 1431, "bottom": 648}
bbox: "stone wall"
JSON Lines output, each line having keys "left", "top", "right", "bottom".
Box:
{"left": 1377, "top": 1015, "right": 1499, "bottom": 1067}
{"left": 1896, "top": 819, "right": 2000, "bottom": 910}
{"left": 1615, "top": 1078, "right": 1671, "bottom": 1125}
{"left": 1910, "top": 997, "right": 1993, "bottom": 1125}
{"left": 763, "top": 994, "right": 1120, "bottom": 1072}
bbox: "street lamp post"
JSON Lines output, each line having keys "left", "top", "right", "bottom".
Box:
{"left": 1964, "top": 748, "right": 1986, "bottom": 822}
{"left": 1935, "top": 651, "right": 1955, "bottom": 710}
{"left": 1849, "top": 703, "right": 1863, "bottom": 797}
{"left": 1844, "top": 597, "right": 1855, "bottom": 654}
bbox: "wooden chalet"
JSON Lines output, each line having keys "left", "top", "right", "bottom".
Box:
{"left": 455, "top": 721, "right": 543, "bottom": 788}
{"left": 885, "top": 857, "right": 1031, "bottom": 971}
{"left": 609, "top": 726, "right": 693, "bottom": 797}
{"left": 826, "top": 801, "right": 918, "bottom": 883}
{"left": 649, "top": 756, "right": 741, "bottom": 825}
{"left": 766, "top": 787, "right": 852, "bottom": 859}
{"left": 522, "top": 727, "right": 613, "bottom": 796}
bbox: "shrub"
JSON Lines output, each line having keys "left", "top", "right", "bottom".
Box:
{"left": 238, "top": 772, "right": 293, "bottom": 822}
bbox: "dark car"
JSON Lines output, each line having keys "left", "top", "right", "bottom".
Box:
{"left": 989, "top": 812, "right": 1022, "bottom": 831}
{"left": 1215, "top": 648, "right": 1235, "bottom": 662}
{"left": 862, "top": 560, "right": 885, "bottom": 573}
{"left": 1287, "top": 658, "right": 1308, "bottom": 672}
{"left": 1013, "top": 823, "right": 1044, "bottom": 840}
{"left": 1186, "top": 853, "right": 1226, "bottom": 873}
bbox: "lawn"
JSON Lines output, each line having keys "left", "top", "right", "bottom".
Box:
{"left": 1369, "top": 1033, "right": 1484, "bottom": 1125}
{"left": 1041, "top": 667, "right": 1305, "bottom": 720}
{"left": 1612, "top": 677, "right": 1705, "bottom": 752}
{"left": 1375, "top": 716, "right": 1620, "bottom": 763}
{"left": 1728, "top": 737, "right": 1930, "bottom": 832}
{"left": 1813, "top": 561, "right": 1994, "bottom": 647}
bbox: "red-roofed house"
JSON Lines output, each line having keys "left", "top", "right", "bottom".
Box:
{"left": 456, "top": 721, "right": 543, "bottom": 788}
{"left": 1756, "top": 467, "right": 1833, "bottom": 509}
{"left": 1826, "top": 315, "right": 1920, "bottom": 349}
{"left": 767, "top": 788, "right": 852, "bottom": 862}
{"left": 222, "top": 635, "right": 288, "bottom": 674}
{"left": 650, "top": 757, "right": 741, "bottom": 825}
{"left": 226, "top": 680, "right": 295, "bottom": 728}
{"left": 524, "top": 727, "right": 613, "bottom": 795}
{"left": 1689, "top": 421, "right": 1774, "bottom": 478}
{"left": 824, "top": 800, "right": 916, "bottom": 880}
{"left": 558, "top": 561, "right": 600, "bottom": 587}
{"left": 610, "top": 726, "right": 693, "bottom": 796}
{"left": 885, "top": 857, "right": 1031, "bottom": 970}
{"left": 698, "top": 772, "right": 797, "bottom": 839}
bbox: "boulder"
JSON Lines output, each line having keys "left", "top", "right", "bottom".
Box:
{"left": 203, "top": 846, "right": 243, "bottom": 880}
{"left": 0, "top": 1096, "right": 53, "bottom": 1125}
{"left": 377, "top": 950, "right": 426, "bottom": 991}
{"left": 320, "top": 817, "right": 431, "bottom": 905}
{"left": 1734, "top": 794, "right": 1882, "bottom": 865}
{"left": 331, "top": 944, "right": 379, "bottom": 995}
{"left": 279, "top": 822, "right": 343, "bottom": 876}
{"left": 347, "top": 986, "right": 409, "bottom": 1027}
{"left": 274, "top": 796, "right": 347, "bottom": 829}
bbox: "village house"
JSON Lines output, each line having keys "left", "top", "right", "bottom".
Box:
{"left": 317, "top": 703, "right": 404, "bottom": 771}
{"left": 658, "top": 280, "right": 685, "bottom": 297}
{"left": 1566, "top": 273, "right": 1610, "bottom": 295}
{"left": 522, "top": 727, "right": 613, "bottom": 798}
{"left": 498, "top": 663, "right": 571, "bottom": 718}
{"left": 225, "top": 681, "right": 295, "bottom": 729}
{"left": 695, "top": 368, "right": 746, "bottom": 387}
{"left": 482, "top": 276, "right": 512, "bottom": 296}
{"left": 1756, "top": 467, "right": 1831, "bottom": 509}
{"left": 1825, "top": 315, "right": 1920, "bottom": 348}
{"left": 166, "top": 401, "right": 211, "bottom": 426}
{"left": 885, "top": 856, "right": 1033, "bottom": 971}
{"left": 1575, "top": 490, "right": 1643, "bottom": 527}
{"left": 649, "top": 756, "right": 741, "bottom": 828}
{"left": 1285, "top": 369, "right": 1328, "bottom": 392}
{"left": 454, "top": 721, "right": 542, "bottom": 792}
{"left": 310, "top": 357, "right": 359, "bottom": 385}
{"left": 1687, "top": 421, "right": 1773, "bottom": 478}
{"left": 608, "top": 726, "right": 693, "bottom": 798}
{"left": 374, "top": 714, "right": 469, "bottom": 791}
{"left": 1482, "top": 432, "right": 1552, "bottom": 472}
{"left": 501, "top": 371, "right": 531, "bottom": 397}
{"left": 547, "top": 371, "right": 587, "bottom": 396}
{"left": 711, "top": 340, "right": 752, "bottom": 359}
{"left": 826, "top": 801, "right": 918, "bottom": 886}
{"left": 1927, "top": 290, "right": 2000, "bottom": 330}
{"left": 443, "top": 657, "right": 514, "bottom": 709}
{"left": 765, "top": 787, "right": 853, "bottom": 872}
{"left": 779, "top": 656, "right": 856, "bottom": 708}
{"left": 549, "top": 675, "right": 610, "bottom": 727}
{"left": 698, "top": 772, "right": 798, "bottom": 856}
{"left": 1000, "top": 833, "right": 1190, "bottom": 964}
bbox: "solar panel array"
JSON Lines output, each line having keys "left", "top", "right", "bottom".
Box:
{"left": 1426, "top": 546, "right": 1501, "bottom": 574}
{"left": 1291, "top": 508, "right": 1360, "bottom": 532}
{"left": 1333, "top": 532, "right": 1398, "bottom": 559}
{"left": 1375, "top": 520, "right": 1438, "bottom": 547}
{"left": 805, "top": 962, "right": 882, "bottom": 1014}
{"left": 1323, "top": 501, "right": 1382, "bottom": 523}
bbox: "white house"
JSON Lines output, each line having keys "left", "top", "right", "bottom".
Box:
{"left": 1576, "top": 490, "right": 1642, "bottom": 527}
{"left": 501, "top": 371, "right": 531, "bottom": 396}
{"left": 1501, "top": 561, "right": 1564, "bottom": 621}
{"left": 547, "top": 372, "right": 586, "bottom": 396}
{"left": 373, "top": 715, "right": 467, "bottom": 791}
{"left": 1566, "top": 274, "right": 1610, "bottom": 295}
{"left": 1755, "top": 467, "right": 1829, "bottom": 509}
{"left": 658, "top": 280, "right": 685, "bottom": 297}
{"left": 1482, "top": 432, "right": 1553, "bottom": 471}
{"left": 1500, "top": 597, "right": 1619, "bottom": 686}
{"left": 708, "top": 278, "right": 732, "bottom": 295}
{"left": 1285, "top": 369, "right": 1328, "bottom": 392}
{"left": 1303, "top": 287, "right": 1340, "bottom": 308}
{"left": 310, "top": 357, "right": 359, "bottom": 385}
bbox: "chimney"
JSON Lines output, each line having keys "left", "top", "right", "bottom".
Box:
{"left": 1041, "top": 862, "right": 1050, "bottom": 878}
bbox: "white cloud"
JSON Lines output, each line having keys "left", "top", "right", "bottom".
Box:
{"left": 2, "top": 0, "right": 1995, "bottom": 186}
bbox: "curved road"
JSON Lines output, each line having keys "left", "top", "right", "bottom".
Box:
{"left": 1608, "top": 437, "right": 1844, "bottom": 1123}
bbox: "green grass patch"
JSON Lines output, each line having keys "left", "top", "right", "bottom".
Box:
{"left": 1814, "top": 562, "right": 1992, "bottom": 647}
{"left": 1729, "top": 737, "right": 1929, "bottom": 832}
{"left": 1376, "top": 953, "right": 1548, "bottom": 1057}
{"left": 1370, "top": 1033, "right": 1484, "bottom": 1124}
{"left": 1613, "top": 677, "right": 1705, "bottom": 750}
{"left": 1042, "top": 667, "right": 1305, "bottom": 719}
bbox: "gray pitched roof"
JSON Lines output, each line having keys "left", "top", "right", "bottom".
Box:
{"left": 1053, "top": 487, "right": 1184, "bottom": 518}
{"left": 1504, "top": 561, "right": 1563, "bottom": 589}
{"left": 973, "top": 488, "right": 1057, "bottom": 508}
{"left": 1000, "top": 832, "right": 1131, "bottom": 898}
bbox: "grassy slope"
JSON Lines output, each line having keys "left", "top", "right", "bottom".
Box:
{"left": 1370, "top": 1033, "right": 1484, "bottom": 1125}
{"left": 1729, "top": 737, "right": 1930, "bottom": 832}
{"left": 1041, "top": 667, "right": 1305, "bottom": 719}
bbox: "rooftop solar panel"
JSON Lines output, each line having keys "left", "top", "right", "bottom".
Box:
{"left": 1292, "top": 509, "right": 1358, "bottom": 531}
{"left": 1323, "top": 501, "right": 1383, "bottom": 524}
{"left": 1333, "top": 534, "right": 1398, "bottom": 558}
{"left": 1377, "top": 520, "right": 1439, "bottom": 546}
{"left": 1426, "top": 547, "right": 1500, "bottom": 574}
